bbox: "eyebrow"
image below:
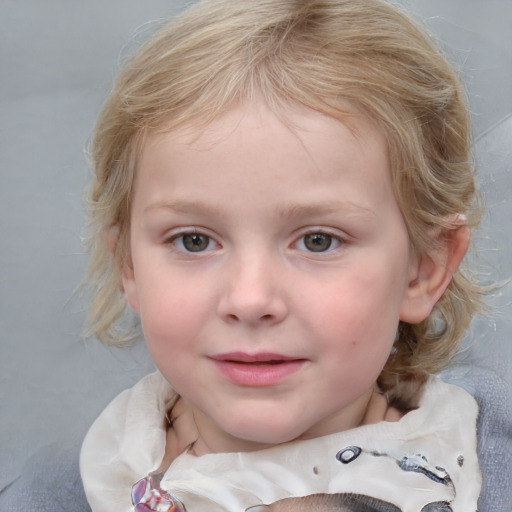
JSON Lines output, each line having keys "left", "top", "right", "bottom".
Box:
{"left": 276, "top": 202, "right": 377, "bottom": 221}
{"left": 144, "top": 200, "right": 376, "bottom": 220}
{"left": 144, "top": 200, "right": 225, "bottom": 216}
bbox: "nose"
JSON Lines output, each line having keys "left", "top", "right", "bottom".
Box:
{"left": 217, "top": 253, "right": 289, "bottom": 326}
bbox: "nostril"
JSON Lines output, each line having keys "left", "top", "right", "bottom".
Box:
{"left": 218, "top": 290, "right": 288, "bottom": 325}
{"left": 223, "top": 312, "right": 275, "bottom": 324}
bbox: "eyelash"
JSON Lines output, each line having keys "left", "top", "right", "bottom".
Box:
{"left": 165, "top": 231, "right": 219, "bottom": 253}
{"left": 293, "top": 230, "right": 345, "bottom": 254}
{"left": 164, "top": 229, "right": 346, "bottom": 255}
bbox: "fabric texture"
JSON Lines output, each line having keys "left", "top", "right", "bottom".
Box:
{"left": 0, "top": 441, "right": 92, "bottom": 512}
{"left": 80, "top": 372, "right": 480, "bottom": 512}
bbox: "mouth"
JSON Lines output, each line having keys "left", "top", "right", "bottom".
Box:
{"left": 212, "top": 352, "right": 301, "bottom": 363}
{"left": 209, "top": 352, "right": 307, "bottom": 387}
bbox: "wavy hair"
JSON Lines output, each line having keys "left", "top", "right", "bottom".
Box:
{"left": 83, "top": 0, "right": 482, "bottom": 408}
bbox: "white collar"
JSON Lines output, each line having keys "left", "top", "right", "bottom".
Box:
{"left": 81, "top": 372, "right": 480, "bottom": 512}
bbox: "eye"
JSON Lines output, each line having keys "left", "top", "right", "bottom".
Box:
{"left": 170, "top": 232, "right": 217, "bottom": 253}
{"left": 295, "top": 232, "right": 342, "bottom": 253}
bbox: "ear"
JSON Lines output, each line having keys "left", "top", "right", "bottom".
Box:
{"left": 121, "top": 258, "right": 140, "bottom": 313}
{"left": 399, "top": 221, "right": 470, "bottom": 324}
{"left": 106, "top": 225, "right": 140, "bottom": 313}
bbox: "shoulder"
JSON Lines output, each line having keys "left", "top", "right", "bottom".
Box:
{"left": 80, "top": 372, "right": 176, "bottom": 512}
{"left": 419, "top": 375, "right": 479, "bottom": 425}
{"left": 394, "top": 376, "right": 480, "bottom": 453}
{"left": 0, "top": 440, "right": 91, "bottom": 512}
{"left": 404, "top": 376, "right": 481, "bottom": 508}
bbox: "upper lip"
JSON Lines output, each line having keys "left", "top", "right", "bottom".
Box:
{"left": 209, "top": 352, "right": 303, "bottom": 363}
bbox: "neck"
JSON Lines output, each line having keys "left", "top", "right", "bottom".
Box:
{"left": 181, "top": 386, "right": 394, "bottom": 457}
{"left": 189, "top": 407, "right": 276, "bottom": 455}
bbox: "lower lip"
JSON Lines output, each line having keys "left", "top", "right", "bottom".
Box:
{"left": 211, "top": 359, "right": 306, "bottom": 387}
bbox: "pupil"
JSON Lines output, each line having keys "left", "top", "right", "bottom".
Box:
{"left": 304, "top": 233, "right": 332, "bottom": 252}
{"left": 183, "top": 234, "right": 209, "bottom": 252}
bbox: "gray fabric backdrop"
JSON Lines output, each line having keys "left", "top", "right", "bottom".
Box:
{"left": 1, "top": 0, "right": 511, "bottom": 505}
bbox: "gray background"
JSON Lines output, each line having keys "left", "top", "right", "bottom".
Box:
{"left": 1, "top": 0, "right": 511, "bottom": 499}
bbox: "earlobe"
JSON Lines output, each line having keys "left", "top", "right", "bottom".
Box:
{"left": 400, "top": 224, "right": 470, "bottom": 324}
{"left": 105, "top": 225, "right": 119, "bottom": 254}
{"left": 121, "top": 260, "right": 140, "bottom": 313}
{"left": 106, "top": 225, "right": 140, "bottom": 313}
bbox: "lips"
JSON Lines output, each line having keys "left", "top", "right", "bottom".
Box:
{"left": 209, "top": 352, "right": 306, "bottom": 387}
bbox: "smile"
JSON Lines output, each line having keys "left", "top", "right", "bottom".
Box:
{"left": 209, "top": 352, "right": 307, "bottom": 387}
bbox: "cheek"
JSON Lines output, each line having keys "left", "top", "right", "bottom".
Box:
{"left": 308, "top": 261, "right": 405, "bottom": 354}
{"left": 136, "top": 270, "right": 212, "bottom": 349}
{"left": 320, "top": 268, "right": 403, "bottom": 326}
{"left": 139, "top": 291, "right": 204, "bottom": 383}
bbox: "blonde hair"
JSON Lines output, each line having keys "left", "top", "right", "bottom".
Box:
{"left": 83, "top": 0, "right": 482, "bottom": 407}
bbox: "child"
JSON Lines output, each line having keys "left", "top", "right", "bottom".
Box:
{"left": 80, "top": 0, "right": 484, "bottom": 510}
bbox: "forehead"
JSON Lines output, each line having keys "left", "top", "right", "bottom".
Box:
{"left": 133, "top": 100, "right": 398, "bottom": 225}
{"left": 143, "top": 100, "right": 389, "bottom": 169}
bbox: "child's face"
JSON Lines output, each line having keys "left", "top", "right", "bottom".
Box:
{"left": 123, "top": 100, "right": 419, "bottom": 452}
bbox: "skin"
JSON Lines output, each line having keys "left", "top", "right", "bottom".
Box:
{"left": 121, "top": 100, "right": 468, "bottom": 456}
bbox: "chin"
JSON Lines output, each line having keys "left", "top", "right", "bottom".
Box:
{"left": 224, "top": 417, "right": 309, "bottom": 450}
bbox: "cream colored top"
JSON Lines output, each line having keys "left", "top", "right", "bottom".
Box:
{"left": 80, "top": 372, "right": 481, "bottom": 512}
